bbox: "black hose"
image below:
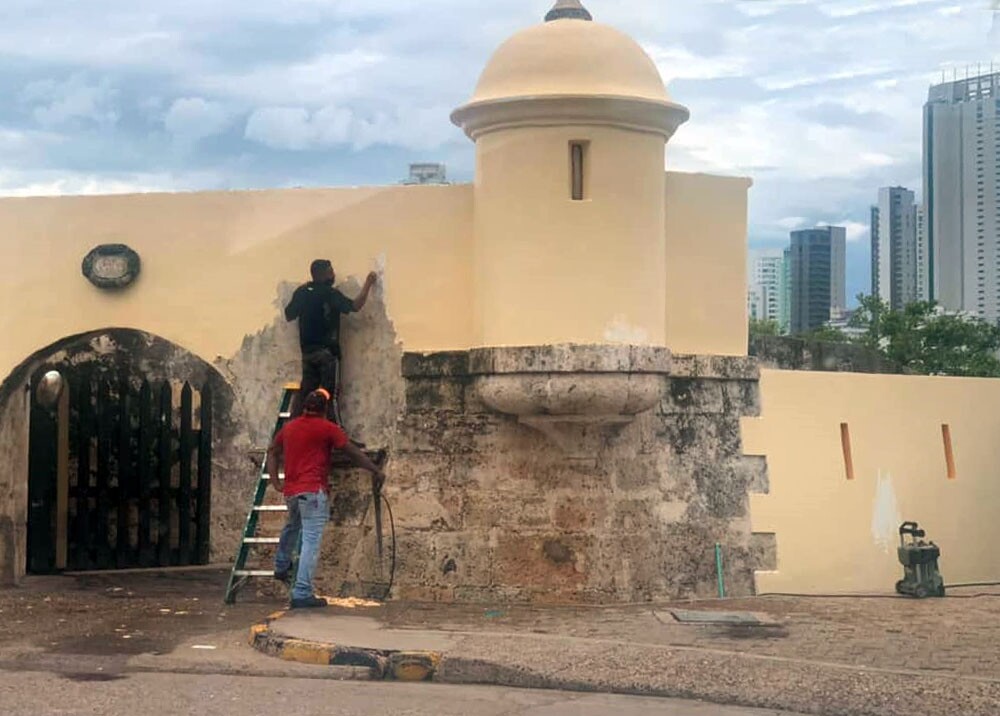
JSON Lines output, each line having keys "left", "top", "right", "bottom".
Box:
{"left": 758, "top": 587, "right": 1000, "bottom": 600}
{"left": 378, "top": 493, "right": 397, "bottom": 602}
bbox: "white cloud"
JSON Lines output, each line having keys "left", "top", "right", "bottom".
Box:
{"left": 21, "top": 75, "right": 119, "bottom": 128}
{"left": 776, "top": 217, "right": 809, "bottom": 230}
{"left": 245, "top": 106, "right": 350, "bottom": 150}
{"left": 245, "top": 103, "right": 458, "bottom": 152}
{"left": 647, "top": 44, "right": 749, "bottom": 83}
{"left": 164, "top": 97, "right": 232, "bottom": 142}
{"left": 0, "top": 168, "right": 223, "bottom": 198}
{"left": 828, "top": 220, "right": 869, "bottom": 242}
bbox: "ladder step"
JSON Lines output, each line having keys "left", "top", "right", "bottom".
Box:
{"left": 225, "top": 385, "right": 301, "bottom": 605}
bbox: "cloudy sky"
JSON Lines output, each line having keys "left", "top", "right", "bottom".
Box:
{"left": 2, "top": 0, "right": 997, "bottom": 298}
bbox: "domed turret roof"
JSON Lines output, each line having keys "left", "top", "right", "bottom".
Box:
{"left": 468, "top": 2, "right": 671, "bottom": 105}
{"left": 451, "top": 2, "right": 688, "bottom": 141}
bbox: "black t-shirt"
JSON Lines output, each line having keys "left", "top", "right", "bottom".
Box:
{"left": 284, "top": 282, "right": 356, "bottom": 354}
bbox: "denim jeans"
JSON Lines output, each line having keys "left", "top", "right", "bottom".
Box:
{"left": 291, "top": 348, "right": 339, "bottom": 421}
{"left": 274, "top": 490, "right": 329, "bottom": 601}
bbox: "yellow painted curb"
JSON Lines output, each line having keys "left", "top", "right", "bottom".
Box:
{"left": 248, "top": 623, "right": 268, "bottom": 645}
{"left": 390, "top": 651, "right": 443, "bottom": 682}
{"left": 281, "top": 639, "right": 335, "bottom": 666}
{"left": 247, "top": 608, "right": 442, "bottom": 681}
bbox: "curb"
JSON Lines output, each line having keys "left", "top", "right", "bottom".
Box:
{"left": 248, "top": 611, "right": 442, "bottom": 682}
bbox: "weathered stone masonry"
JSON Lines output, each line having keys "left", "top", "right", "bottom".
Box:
{"left": 316, "top": 345, "right": 773, "bottom": 604}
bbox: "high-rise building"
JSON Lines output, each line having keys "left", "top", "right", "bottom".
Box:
{"left": 747, "top": 249, "right": 787, "bottom": 330}
{"left": 870, "top": 186, "right": 918, "bottom": 310}
{"left": 923, "top": 70, "right": 1000, "bottom": 321}
{"left": 780, "top": 248, "right": 792, "bottom": 333}
{"left": 788, "top": 226, "right": 847, "bottom": 334}
{"left": 916, "top": 204, "right": 929, "bottom": 301}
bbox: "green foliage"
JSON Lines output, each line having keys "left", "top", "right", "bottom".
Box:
{"left": 749, "top": 318, "right": 781, "bottom": 337}
{"left": 849, "top": 295, "right": 1000, "bottom": 377}
{"left": 800, "top": 324, "right": 848, "bottom": 343}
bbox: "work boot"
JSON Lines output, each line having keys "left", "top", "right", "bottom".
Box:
{"left": 274, "top": 569, "right": 292, "bottom": 584}
{"left": 289, "top": 595, "right": 328, "bottom": 609}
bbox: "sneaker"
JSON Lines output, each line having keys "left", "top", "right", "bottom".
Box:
{"left": 289, "top": 595, "right": 328, "bottom": 609}
{"left": 274, "top": 569, "right": 292, "bottom": 584}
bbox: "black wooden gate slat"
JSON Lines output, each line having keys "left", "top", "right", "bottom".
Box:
{"left": 157, "top": 382, "right": 172, "bottom": 566}
{"left": 73, "top": 379, "right": 93, "bottom": 571}
{"left": 137, "top": 381, "right": 154, "bottom": 567}
{"left": 116, "top": 375, "right": 132, "bottom": 568}
{"left": 178, "top": 383, "right": 194, "bottom": 566}
{"left": 95, "top": 380, "right": 113, "bottom": 569}
{"left": 196, "top": 383, "right": 213, "bottom": 566}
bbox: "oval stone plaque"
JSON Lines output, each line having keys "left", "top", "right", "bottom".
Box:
{"left": 82, "top": 244, "right": 141, "bottom": 289}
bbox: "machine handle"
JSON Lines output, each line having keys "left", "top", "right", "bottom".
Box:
{"left": 899, "top": 522, "right": 925, "bottom": 538}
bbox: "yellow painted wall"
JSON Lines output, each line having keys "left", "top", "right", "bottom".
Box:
{"left": 0, "top": 185, "right": 474, "bottom": 381}
{"left": 473, "top": 125, "right": 667, "bottom": 347}
{"left": 664, "top": 172, "right": 751, "bottom": 356}
{"left": 744, "top": 369, "right": 1000, "bottom": 593}
{"left": 0, "top": 167, "right": 752, "bottom": 382}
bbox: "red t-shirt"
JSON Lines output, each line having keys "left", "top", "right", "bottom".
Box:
{"left": 273, "top": 416, "right": 349, "bottom": 497}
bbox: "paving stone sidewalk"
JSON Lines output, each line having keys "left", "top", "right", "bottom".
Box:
{"left": 258, "top": 586, "right": 1000, "bottom": 716}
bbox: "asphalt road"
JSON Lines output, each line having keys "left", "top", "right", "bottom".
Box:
{"left": 0, "top": 671, "right": 801, "bottom": 716}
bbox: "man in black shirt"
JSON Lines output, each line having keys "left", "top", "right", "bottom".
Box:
{"left": 285, "top": 259, "right": 377, "bottom": 420}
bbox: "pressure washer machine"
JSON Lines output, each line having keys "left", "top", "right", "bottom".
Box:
{"left": 895, "top": 522, "right": 946, "bottom": 598}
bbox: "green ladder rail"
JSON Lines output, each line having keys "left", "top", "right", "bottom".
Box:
{"left": 224, "top": 383, "right": 299, "bottom": 604}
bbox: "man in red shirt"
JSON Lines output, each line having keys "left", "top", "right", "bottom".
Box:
{"left": 266, "top": 389, "right": 386, "bottom": 608}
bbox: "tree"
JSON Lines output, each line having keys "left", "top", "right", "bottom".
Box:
{"left": 800, "top": 324, "right": 849, "bottom": 343}
{"left": 749, "top": 318, "right": 781, "bottom": 337}
{"left": 850, "top": 295, "right": 1000, "bottom": 377}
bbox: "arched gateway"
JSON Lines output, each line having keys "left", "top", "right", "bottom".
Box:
{"left": 0, "top": 329, "right": 237, "bottom": 575}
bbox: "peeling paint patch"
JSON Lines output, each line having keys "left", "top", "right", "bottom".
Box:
{"left": 871, "top": 470, "right": 901, "bottom": 554}
{"left": 603, "top": 315, "right": 649, "bottom": 344}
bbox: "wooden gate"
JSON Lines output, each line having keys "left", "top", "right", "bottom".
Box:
{"left": 27, "top": 374, "right": 212, "bottom": 573}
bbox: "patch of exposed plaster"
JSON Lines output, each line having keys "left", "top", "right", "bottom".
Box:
{"left": 215, "top": 276, "right": 405, "bottom": 450}
{"left": 603, "top": 315, "right": 649, "bottom": 345}
{"left": 871, "top": 470, "right": 901, "bottom": 554}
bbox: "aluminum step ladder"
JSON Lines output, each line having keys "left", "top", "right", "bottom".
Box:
{"left": 223, "top": 383, "right": 299, "bottom": 604}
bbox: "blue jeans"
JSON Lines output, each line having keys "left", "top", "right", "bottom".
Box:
{"left": 274, "top": 491, "right": 329, "bottom": 601}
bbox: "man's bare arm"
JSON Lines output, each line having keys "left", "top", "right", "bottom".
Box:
{"left": 341, "top": 441, "right": 386, "bottom": 491}
{"left": 352, "top": 272, "right": 378, "bottom": 311}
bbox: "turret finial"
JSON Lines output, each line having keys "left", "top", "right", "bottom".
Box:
{"left": 545, "top": 0, "right": 593, "bottom": 22}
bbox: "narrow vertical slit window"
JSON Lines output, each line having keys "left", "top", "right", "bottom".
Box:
{"left": 942, "top": 424, "right": 957, "bottom": 480}
{"left": 840, "top": 423, "right": 855, "bottom": 481}
{"left": 570, "top": 141, "right": 587, "bottom": 201}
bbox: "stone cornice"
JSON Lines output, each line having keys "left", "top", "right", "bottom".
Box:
{"left": 450, "top": 94, "right": 690, "bottom": 141}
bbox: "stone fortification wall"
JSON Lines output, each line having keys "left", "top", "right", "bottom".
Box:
{"left": 749, "top": 335, "right": 898, "bottom": 374}
{"left": 313, "top": 346, "right": 771, "bottom": 603}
